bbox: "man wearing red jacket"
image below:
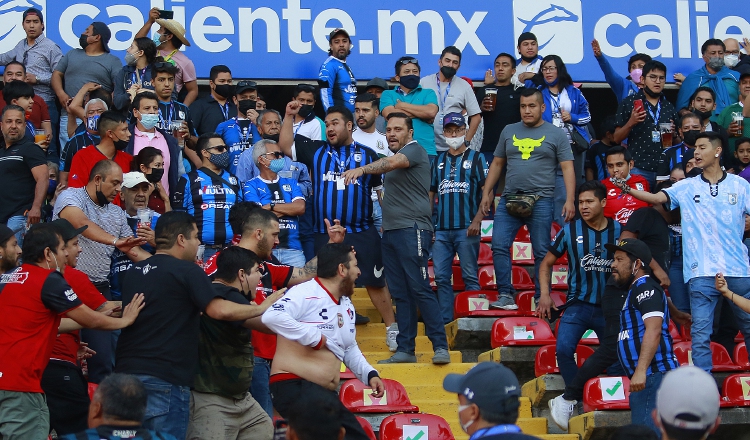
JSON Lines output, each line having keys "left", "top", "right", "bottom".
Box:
{"left": 602, "top": 146, "right": 650, "bottom": 225}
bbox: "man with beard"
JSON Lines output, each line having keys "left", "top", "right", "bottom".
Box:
{"left": 512, "top": 32, "right": 543, "bottom": 88}
{"left": 262, "top": 243, "right": 384, "bottom": 440}
{"left": 319, "top": 29, "right": 357, "bottom": 112}
{"left": 606, "top": 238, "right": 678, "bottom": 434}
{"left": 189, "top": 65, "right": 237, "bottom": 136}
{"left": 677, "top": 39, "right": 740, "bottom": 117}
{"left": 0, "top": 225, "right": 22, "bottom": 274}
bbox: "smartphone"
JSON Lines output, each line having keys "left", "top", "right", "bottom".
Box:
{"left": 633, "top": 99, "right": 644, "bottom": 113}
{"left": 158, "top": 9, "right": 174, "bottom": 19}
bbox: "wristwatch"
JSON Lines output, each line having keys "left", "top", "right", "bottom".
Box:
{"left": 464, "top": 139, "right": 471, "bottom": 147}
{"left": 270, "top": 202, "right": 276, "bottom": 211}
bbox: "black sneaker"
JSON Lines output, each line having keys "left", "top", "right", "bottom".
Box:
{"left": 355, "top": 313, "right": 370, "bottom": 325}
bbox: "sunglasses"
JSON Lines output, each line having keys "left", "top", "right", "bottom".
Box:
{"left": 399, "top": 58, "right": 419, "bottom": 65}
{"left": 153, "top": 60, "right": 176, "bottom": 69}
{"left": 263, "top": 151, "right": 284, "bottom": 159}
{"left": 236, "top": 80, "right": 257, "bottom": 89}
{"left": 205, "top": 145, "right": 228, "bottom": 153}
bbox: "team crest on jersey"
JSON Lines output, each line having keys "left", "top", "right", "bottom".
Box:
{"left": 194, "top": 176, "right": 204, "bottom": 183}
{"left": 229, "top": 177, "right": 238, "bottom": 185}
{"left": 348, "top": 308, "right": 354, "bottom": 320}
{"left": 728, "top": 193, "right": 738, "bottom": 205}
{"left": 354, "top": 153, "right": 362, "bottom": 162}
{"left": 438, "top": 163, "right": 445, "bottom": 170}
{"left": 635, "top": 183, "right": 643, "bottom": 191}
{"left": 463, "top": 160, "right": 472, "bottom": 170}
{"left": 338, "top": 313, "right": 344, "bottom": 328}
{"left": 283, "top": 184, "right": 292, "bottom": 192}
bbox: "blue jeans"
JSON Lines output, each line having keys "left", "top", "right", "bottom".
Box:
{"left": 6, "top": 215, "right": 26, "bottom": 247}
{"left": 491, "top": 196, "right": 554, "bottom": 298}
{"left": 668, "top": 258, "right": 690, "bottom": 314}
{"left": 628, "top": 370, "right": 664, "bottom": 436}
{"left": 382, "top": 225, "right": 448, "bottom": 354}
{"left": 300, "top": 201, "right": 316, "bottom": 261}
{"left": 135, "top": 374, "right": 191, "bottom": 440}
{"left": 250, "top": 357, "right": 273, "bottom": 417}
{"left": 556, "top": 302, "right": 606, "bottom": 386}
{"left": 272, "top": 248, "right": 306, "bottom": 267}
{"left": 372, "top": 199, "right": 383, "bottom": 237}
{"left": 553, "top": 173, "right": 567, "bottom": 227}
{"left": 433, "top": 229, "right": 480, "bottom": 324}
{"left": 45, "top": 99, "right": 60, "bottom": 159}
{"left": 689, "top": 276, "right": 750, "bottom": 372}
{"left": 631, "top": 167, "right": 656, "bottom": 191}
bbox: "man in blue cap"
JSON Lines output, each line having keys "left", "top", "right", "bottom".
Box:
{"left": 443, "top": 362, "right": 540, "bottom": 439}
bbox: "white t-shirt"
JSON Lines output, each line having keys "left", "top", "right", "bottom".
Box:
{"left": 511, "top": 58, "right": 543, "bottom": 87}
{"left": 353, "top": 128, "right": 391, "bottom": 201}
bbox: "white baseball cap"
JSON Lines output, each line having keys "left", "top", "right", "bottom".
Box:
{"left": 656, "top": 366, "right": 720, "bottom": 430}
{"left": 122, "top": 172, "right": 151, "bottom": 189}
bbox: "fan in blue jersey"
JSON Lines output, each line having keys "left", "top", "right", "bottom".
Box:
{"left": 607, "top": 238, "right": 678, "bottom": 435}
{"left": 538, "top": 180, "right": 621, "bottom": 384}
{"left": 243, "top": 140, "right": 306, "bottom": 267}
{"left": 216, "top": 81, "right": 261, "bottom": 175}
{"left": 656, "top": 112, "right": 703, "bottom": 183}
{"left": 59, "top": 98, "right": 106, "bottom": 185}
{"left": 318, "top": 28, "right": 356, "bottom": 112}
{"left": 171, "top": 133, "right": 243, "bottom": 260}
{"left": 430, "top": 113, "right": 488, "bottom": 324}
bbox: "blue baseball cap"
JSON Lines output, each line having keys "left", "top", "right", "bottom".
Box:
{"left": 443, "top": 362, "right": 521, "bottom": 412}
{"left": 442, "top": 112, "right": 466, "bottom": 128}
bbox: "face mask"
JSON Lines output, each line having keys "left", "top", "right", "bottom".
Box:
{"left": 298, "top": 104, "right": 314, "bottom": 118}
{"left": 682, "top": 129, "right": 701, "bottom": 146}
{"left": 46, "top": 252, "right": 61, "bottom": 273}
{"left": 643, "top": 85, "right": 661, "bottom": 98}
{"left": 457, "top": 404, "right": 475, "bottom": 433}
{"left": 79, "top": 34, "right": 89, "bottom": 49}
{"left": 263, "top": 133, "right": 280, "bottom": 142}
{"left": 213, "top": 84, "right": 234, "bottom": 99}
{"left": 446, "top": 135, "right": 465, "bottom": 150}
{"left": 544, "top": 77, "right": 559, "bottom": 87}
{"left": 139, "top": 113, "right": 160, "bottom": 130}
{"left": 725, "top": 54, "right": 740, "bottom": 68}
{"left": 690, "top": 108, "right": 713, "bottom": 121}
{"left": 398, "top": 75, "right": 420, "bottom": 90}
{"left": 152, "top": 33, "right": 163, "bottom": 47}
{"left": 48, "top": 179, "right": 57, "bottom": 195}
{"left": 124, "top": 52, "right": 138, "bottom": 66}
{"left": 87, "top": 114, "right": 100, "bottom": 132}
{"left": 146, "top": 168, "right": 164, "bottom": 184}
{"left": 269, "top": 158, "right": 285, "bottom": 173}
{"left": 110, "top": 133, "right": 129, "bottom": 150}
{"left": 630, "top": 68, "right": 643, "bottom": 83}
{"left": 440, "top": 66, "right": 457, "bottom": 79}
{"left": 707, "top": 56, "right": 725, "bottom": 70}
{"left": 238, "top": 99, "right": 256, "bottom": 115}
{"left": 95, "top": 183, "right": 110, "bottom": 206}
{"left": 209, "top": 151, "right": 230, "bottom": 169}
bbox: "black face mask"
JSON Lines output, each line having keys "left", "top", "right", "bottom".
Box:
{"left": 146, "top": 168, "right": 164, "bottom": 183}
{"left": 263, "top": 133, "right": 280, "bottom": 142}
{"left": 79, "top": 34, "right": 89, "bottom": 49}
{"left": 440, "top": 66, "right": 457, "bottom": 79}
{"left": 399, "top": 75, "right": 420, "bottom": 90}
{"left": 690, "top": 108, "right": 713, "bottom": 121}
{"left": 643, "top": 86, "right": 661, "bottom": 98}
{"left": 213, "top": 84, "right": 234, "bottom": 99}
{"left": 682, "top": 129, "right": 701, "bottom": 146}
{"left": 298, "top": 104, "right": 314, "bottom": 118}
{"left": 112, "top": 135, "right": 128, "bottom": 150}
{"left": 95, "top": 184, "right": 109, "bottom": 206}
{"left": 238, "top": 99, "right": 256, "bottom": 115}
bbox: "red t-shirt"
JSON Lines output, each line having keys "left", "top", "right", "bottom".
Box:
{"left": 0, "top": 95, "right": 50, "bottom": 128}
{"left": 67, "top": 146, "right": 132, "bottom": 207}
{"left": 602, "top": 174, "right": 651, "bottom": 225}
{"left": 204, "top": 244, "right": 293, "bottom": 360}
{"left": 0, "top": 265, "right": 82, "bottom": 393}
{"left": 50, "top": 267, "right": 107, "bottom": 365}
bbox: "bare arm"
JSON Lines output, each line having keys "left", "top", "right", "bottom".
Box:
{"left": 466, "top": 114, "right": 481, "bottom": 143}
{"left": 288, "top": 256, "right": 318, "bottom": 287}
{"left": 480, "top": 156, "right": 506, "bottom": 216}
{"left": 65, "top": 294, "right": 145, "bottom": 330}
{"left": 560, "top": 160, "right": 576, "bottom": 223}
{"left": 28, "top": 164, "right": 48, "bottom": 224}
{"left": 341, "top": 154, "right": 410, "bottom": 184}
{"left": 630, "top": 317, "right": 662, "bottom": 392}
{"left": 135, "top": 8, "right": 159, "bottom": 38}
{"left": 393, "top": 101, "right": 438, "bottom": 121}
{"left": 535, "top": 252, "right": 560, "bottom": 320}
{"left": 51, "top": 71, "right": 69, "bottom": 105}
{"left": 204, "top": 288, "right": 285, "bottom": 321}
{"left": 612, "top": 180, "right": 669, "bottom": 205}
{"left": 58, "top": 206, "right": 148, "bottom": 260}
{"left": 278, "top": 101, "right": 298, "bottom": 157}
{"left": 613, "top": 106, "right": 646, "bottom": 144}
{"left": 266, "top": 199, "right": 305, "bottom": 217}
{"left": 58, "top": 318, "right": 83, "bottom": 333}
{"left": 717, "top": 272, "right": 750, "bottom": 313}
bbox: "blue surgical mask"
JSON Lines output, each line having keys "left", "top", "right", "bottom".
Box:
{"left": 48, "top": 179, "right": 57, "bottom": 195}
{"left": 139, "top": 113, "right": 159, "bottom": 130}
{"left": 87, "top": 114, "right": 100, "bottom": 132}
{"left": 152, "top": 33, "right": 163, "bottom": 47}
{"left": 269, "top": 158, "right": 285, "bottom": 173}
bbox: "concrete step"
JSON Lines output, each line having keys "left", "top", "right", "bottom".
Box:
{"left": 363, "top": 351, "right": 463, "bottom": 364}
{"left": 477, "top": 346, "right": 544, "bottom": 385}
{"left": 355, "top": 322, "right": 425, "bottom": 338}
{"left": 375, "top": 363, "right": 475, "bottom": 385}
{"left": 358, "top": 335, "right": 437, "bottom": 352}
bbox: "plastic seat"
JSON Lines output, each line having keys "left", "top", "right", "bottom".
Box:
{"left": 511, "top": 266, "right": 535, "bottom": 290}
{"left": 481, "top": 220, "right": 493, "bottom": 242}
{"left": 668, "top": 320, "right": 683, "bottom": 343}
{"left": 721, "top": 374, "right": 750, "bottom": 407}
{"left": 551, "top": 222, "right": 562, "bottom": 240}
{"left": 356, "top": 417, "right": 378, "bottom": 440}
{"left": 534, "top": 343, "right": 596, "bottom": 377}
{"left": 735, "top": 342, "right": 750, "bottom": 370}
{"left": 339, "top": 378, "right": 419, "bottom": 413}
{"left": 515, "top": 290, "right": 566, "bottom": 317}
{"left": 427, "top": 265, "right": 437, "bottom": 291}
{"left": 551, "top": 265, "right": 568, "bottom": 290}
{"left": 453, "top": 291, "right": 522, "bottom": 318}
{"left": 511, "top": 241, "right": 534, "bottom": 265}
{"left": 491, "top": 317, "right": 556, "bottom": 347}
{"left": 478, "top": 242, "right": 493, "bottom": 266}
{"left": 340, "top": 362, "right": 356, "bottom": 380}
{"left": 736, "top": 331, "right": 744, "bottom": 343}
{"left": 553, "top": 319, "right": 599, "bottom": 345}
{"left": 673, "top": 341, "right": 743, "bottom": 372}
{"left": 379, "top": 413, "right": 455, "bottom": 440}
{"left": 88, "top": 382, "right": 98, "bottom": 400}
{"left": 478, "top": 265, "right": 496, "bottom": 290}
{"left": 515, "top": 225, "right": 531, "bottom": 243}
{"left": 451, "top": 265, "right": 465, "bottom": 292}
{"left": 583, "top": 376, "right": 631, "bottom": 412}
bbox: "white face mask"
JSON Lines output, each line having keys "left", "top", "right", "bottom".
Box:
{"left": 46, "top": 252, "right": 61, "bottom": 273}
{"left": 458, "top": 404, "right": 475, "bottom": 433}
{"left": 725, "top": 54, "right": 740, "bottom": 68}
{"left": 446, "top": 135, "right": 465, "bottom": 150}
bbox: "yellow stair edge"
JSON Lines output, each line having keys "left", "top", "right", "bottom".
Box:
{"left": 516, "top": 417, "right": 548, "bottom": 435}
{"left": 477, "top": 347, "right": 501, "bottom": 362}
{"left": 363, "top": 351, "right": 463, "bottom": 363}
{"left": 358, "top": 335, "right": 435, "bottom": 352}
{"left": 356, "top": 322, "right": 425, "bottom": 337}
{"left": 375, "top": 363, "right": 475, "bottom": 383}
{"left": 521, "top": 376, "right": 547, "bottom": 407}
{"left": 569, "top": 412, "right": 595, "bottom": 440}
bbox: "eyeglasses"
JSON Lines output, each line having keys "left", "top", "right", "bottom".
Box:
{"left": 541, "top": 66, "right": 557, "bottom": 73}
{"left": 204, "top": 145, "right": 228, "bottom": 152}
{"left": 444, "top": 128, "right": 465, "bottom": 136}
{"left": 236, "top": 80, "right": 257, "bottom": 89}
{"left": 646, "top": 75, "right": 666, "bottom": 83}
{"left": 263, "top": 151, "right": 284, "bottom": 159}
{"left": 399, "top": 58, "right": 419, "bottom": 65}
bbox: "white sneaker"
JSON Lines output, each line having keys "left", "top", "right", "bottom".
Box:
{"left": 548, "top": 394, "right": 576, "bottom": 431}
{"left": 386, "top": 323, "right": 399, "bottom": 352}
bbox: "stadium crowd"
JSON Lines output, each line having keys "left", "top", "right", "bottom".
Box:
{"left": 0, "top": 5, "right": 749, "bottom": 440}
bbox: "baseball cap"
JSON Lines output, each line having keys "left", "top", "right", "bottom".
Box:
{"left": 366, "top": 78, "right": 388, "bottom": 91}
{"left": 443, "top": 112, "right": 466, "bottom": 128}
{"left": 50, "top": 218, "right": 88, "bottom": 242}
{"left": 122, "top": 172, "right": 152, "bottom": 189}
{"left": 23, "top": 8, "right": 43, "bottom": 24}
{"left": 443, "top": 362, "right": 521, "bottom": 412}
{"left": 605, "top": 238, "right": 652, "bottom": 266}
{"left": 0, "top": 224, "right": 20, "bottom": 245}
{"left": 91, "top": 22, "right": 112, "bottom": 53}
{"left": 657, "top": 366, "right": 720, "bottom": 430}
{"left": 235, "top": 80, "right": 258, "bottom": 95}
{"left": 737, "top": 64, "right": 750, "bottom": 80}
{"left": 329, "top": 28, "right": 350, "bottom": 41}
{"left": 517, "top": 32, "right": 537, "bottom": 46}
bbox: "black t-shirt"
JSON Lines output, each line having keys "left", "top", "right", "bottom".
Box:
{"left": 585, "top": 141, "right": 614, "bottom": 181}
{"left": 623, "top": 207, "right": 670, "bottom": 272}
{"left": 478, "top": 85, "right": 521, "bottom": 152}
{"left": 115, "top": 254, "right": 220, "bottom": 387}
{"left": 188, "top": 96, "right": 237, "bottom": 136}
{"left": 0, "top": 140, "right": 46, "bottom": 222}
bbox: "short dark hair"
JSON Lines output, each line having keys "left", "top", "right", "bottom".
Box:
{"left": 1, "top": 104, "right": 25, "bottom": 119}
{"left": 98, "top": 110, "right": 127, "bottom": 134}
{"left": 317, "top": 243, "right": 353, "bottom": 279}
{"left": 606, "top": 145, "right": 633, "bottom": 163}
{"left": 294, "top": 84, "right": 317, "bottom": 99}
{"left": 151, "top": 56, "right": 179, "bottom": 78}
{"left": 89, "top": 88, "right": 113, "bottom": 111}
{"left": 736, "top": 137, "right": 750, "bottom": 150}
{"left": 642, "top": 60, "right": 668, "bottom": 77}
{"left": 394, "top": 56, "right": 420, "bottom": 76}
{"left": 689, "top": 86, "right": 716, "bottom": 104}
{"left": 242, "top": 207, "right": 278, "bottom": 235}
{"left": 520, "top": 87, "right": 543, "bottom": 103}
{"left": 610, "top": 424, "right": 660, "bottom": 440}
{"left": 4, "top": 61, "right": 25, "bottom": 75}
{"left": 193, "top": 132, "right": 224, "bottom": 154}
{"left": 209, "top": 65, "right": 231, "bottom": 82}
{"left": 326, "top": 105, "right": 353, "bottom": 125}
{"left": 355, "top": 93, "right": 379, "bottom": 110}
{"left": 661, "top": 417, "right": 712, "bottom": 440}
{"left": 440, "top": 45, "right": 462, "bottom": 62}
{"left": 133, "top": 36, "right": 157, "bottom": 64}
{"left": 89, "top": 159, "right": 119, "bottom": 183}
{"left": 578, "top": 180, "right": 607, "bottom": 200}
{"left": 678, "top": 112, "right": 701, "bottom": 128}
{"left": 627, "top": 53, "right": 652, "bottom": 71}
{"left": 2, "top": 80, "right": 34, "bottom": 103}
{"left": 701, "top": 38, "right": 725, "bottom": 55}
{"left": 494, "top": 52, "right": 516, "bottom": 68}
{"left": 286, "top": 389, "right": 343, "bottom": 440}
{"left": 154, "top": 211, "right": 197, "bottom": 250}
{"left": 599, "top": 115, "right": 617, "bottom": 138}
{"left": 385, "top": 112, "right": 413, "bottom": 130}
{"left": 696, "top": 132, "right": 722, "bottom": 149}
{"left": 132, "top": 91, "right": 159, "bottom": 112}
{"left": 95, "top": 374, "right": 148, "bottom": 423}
{"left": 214, "top": 246, "right": 261, "bottom": 283}
{"left": 229, "top": 202, "right": 260, "bottom": 235}
{"left": 22, "top": 223, "right": 62, "bottom": 264}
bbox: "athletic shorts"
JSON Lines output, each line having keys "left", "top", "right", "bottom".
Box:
{"left": 314, "top": 226, "right": 385, "bottom": 288}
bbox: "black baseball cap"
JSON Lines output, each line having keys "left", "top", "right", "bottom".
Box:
{"left": 23, "top": 8, "right": 43, "bottom": 24}
{"left": 51, "top": 218, "right": 88, "bottom": 242}
{"left": 737, "top": 64, "right": 750, "bottom": 80}
{"left": 443, "top": 362, "right": 521, "bottom": 412}
{"left": 235, "top": 80, "right": 258, "bottom": 95}
{"left": 329, "top": 28, "right": 350, "bottom": 41}
{"left": 517, "top": 32, "right": 537, "bottom": 46}
{"left": 366, "top": 78, "right": 388, "bottom": 91}
{"left": 0, "top": 225, "right": 19, "bottom": 245}
{"left": 605, "top": 238, "right": 652, "bottom": 266}
{"left": 91, "top": 22, "right": 112, "bottom": 53}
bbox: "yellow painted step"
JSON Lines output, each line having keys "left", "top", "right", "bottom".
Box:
{"left": 355, "top": 322, "right": 424, "bottom": 338}
{"left": 376, "top": 363, "right": 476, "bottom": 385}
{"left": 358, "top": 335, "right": 436, "bottom": 352}
{"left": 363, "top": 351, "right": 463, "bottom": 363}
{"left": 477, "top": 347, "right": 500, "bottom": 362}
{"left": 352, "top": 288, "right": 369, "bottom": 299}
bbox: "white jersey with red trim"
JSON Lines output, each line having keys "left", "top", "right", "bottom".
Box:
{"left": 261, "top": 278, "right": 377, "bottom": 384}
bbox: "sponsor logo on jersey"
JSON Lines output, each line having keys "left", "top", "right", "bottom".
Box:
{"left": 283, "top": 184, "right": 292, "bottom": 192}
{"left": 337, "top": 312, "right": 344, "bottom": 328}
{"left": 580, "top": 254, "right": 613, "bottom": 272}
{"left": 618, "top": 330, "right": 630, "bottom": 341}
{"left": 438, "top": 179, "right": 470, "bottom": 195}
{"left": 64, "top": 289, "right": 78, "bottom": 301}
{"left": 636, "top": 289, "right": 655, "bottom": 303}
{"left": 199, "top": 185, "right": 236, "bottom": 195}
{"left": 200, "top": 202, "right": 232, "bottom": 210}
{"left": 0, "top": 271, "right": 28, "bottom": 284}
{"left": 142, "top": 264, "right": 157, "bottom": 275}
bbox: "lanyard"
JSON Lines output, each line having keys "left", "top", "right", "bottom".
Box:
{"left": 131, "top": 67, "right": 147, "bottom": 87}
{"left": 550, "top": 91, "right": 562, "bottom": 114}
{"left": 436, "top": 73, "right": 452, "bottom": 110}
{"left": 236, "top": 118, "right": 252, "bottom": 143}
{"left": 158, "top": 101, "right": 175, "bottom": 127}
{"left": 469, "top": 424, "right": 522, "bottom": 440}
{"left": 329, "top": 143, "right": 360, "bottom": 174}
{"left": 647, "top": 100, "right": 661, "bottom": 126}
{"left": 163, "top": 49, "right": 178, "bottom": 62}
{"left": 219, "top": 102, "right": 229, "bottom": 121}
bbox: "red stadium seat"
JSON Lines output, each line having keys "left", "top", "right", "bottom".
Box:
{"left": 451, "top": 265, "right": 465, "bottom": 292}
{"left": 551, "top": 222, "right": 562, "bottom": 240}
{"left": 736, "top": 331, "right": 744, "bottom": 343}
{"left": 735, "top": 342, "right": 749, "bottom": 370}
{"left": 673, "top": 341, "right": 743, "bottom": 372}
{"left": 379, "top": 413, "right": 455, "bottom": 440}
{"left": 491, "top": 317, "right": 556, "bottom": 347}
{"left": 356, "top": 417, "right": 378, "bottom": 440}
{"left": 427, "top": 265, "right": 437, "bottom": 291}
{"left": 553, "top": 319, "right": 600, "bottom": 345}
{"left": 478, "top": 242, "right": 493, "bottom": 266}
{"left": 583, "top": 376, "right": 631, "bottom": 412}
{"left": 515, "top": 290, "right": 566, "bottom": 317}
{"left": 668, "top": 320, "right": 683, "bottom": 343}
{"left": 478, "top": 265, "right": 497, "bottom": 290}
{"left": 481, "top": 220, "right": 493, "bottom": 242}
{"left": 534, "top": 344, "right": 596, "bottom": 377}
{"left": 340, "top": 363, "right": 356, "bottom": 380}
{"left": 721, "top": 374, "right": 750, "bottom": 407}
{"left": 452, "top": 254, "right": 460, "bottom": 266}
{"left": 515, "top": 225, "right": 531, "bottom": 243}
{"left": 511, "top": 241, "right": 534, "bottom": 265}
{"left": 339, "top": 378, "right": 419, "bottom": 413}
{"left": 511, "top": 266, "right": 535, "bottom": 290}
{"left": 88, "top": 382, "right": 98, "bottom": 400}
{"left": 551, "top": 265, "right": 568, "bottom": 290}
{"left": 454, "top": 291, "right": 522, "bottom": 318}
